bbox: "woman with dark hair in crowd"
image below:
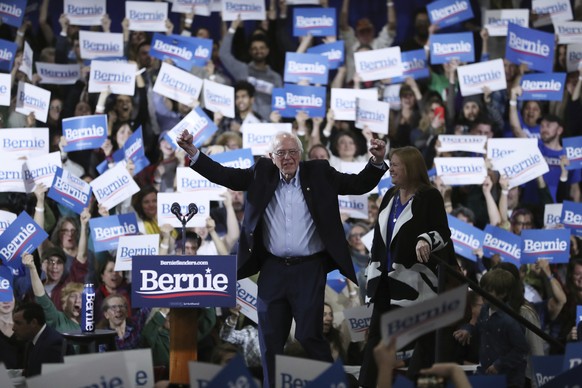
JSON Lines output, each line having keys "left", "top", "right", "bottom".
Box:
{"left": 94, "top": 257, "right": 132, "bottom": 323}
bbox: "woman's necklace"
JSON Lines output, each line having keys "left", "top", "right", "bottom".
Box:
{"left": 393, "top": 191, "right": 413, "bottom": 223}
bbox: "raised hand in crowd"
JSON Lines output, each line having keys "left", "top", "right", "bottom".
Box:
{"left": 101, "top": 14, "right": 111, "bottom": 33}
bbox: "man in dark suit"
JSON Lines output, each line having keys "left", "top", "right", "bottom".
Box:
{"left": 178, "top": 130, "right": 387, "bottom": 387}
{"left": 12, "top": 302, "right": 64, "bottom": 377}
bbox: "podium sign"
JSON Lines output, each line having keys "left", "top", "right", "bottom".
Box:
{"left": 132, "top": 255, "right": 237, "bottom": 308}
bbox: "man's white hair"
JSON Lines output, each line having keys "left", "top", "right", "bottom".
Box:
{"left": 269, "top": 131, "right": 304, "bottom": 153}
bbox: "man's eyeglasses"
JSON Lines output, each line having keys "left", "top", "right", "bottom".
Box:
{"left": 273, "top": 149, "right": 300, "bottom": 158}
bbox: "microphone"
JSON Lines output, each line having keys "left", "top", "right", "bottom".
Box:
{"left": 171, "top": 202, "right": 182, "bottom": 218}
{"left": 185, "top": 203, "right": 198, "bottom": 223}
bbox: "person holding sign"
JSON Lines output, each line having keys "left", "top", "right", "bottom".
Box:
{"left": 360, "top": 146, "right": 454, "bottom": 386}
{"left": 177, "top": 130, "right": 387, "bottom": 388}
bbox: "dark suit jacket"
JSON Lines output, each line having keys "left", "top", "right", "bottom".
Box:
{"left": 365, "top": 185, "right": 454, "bottom": 306}
{"left": 24, "top": 324, "right": 64, "bottom": 377}
{"left": 192, "top": 153, "right": 386, "bottom": 283}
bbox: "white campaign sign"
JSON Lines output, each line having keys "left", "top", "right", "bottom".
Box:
{"left": 236, "top": 278, "right": 258, "bottom": 324}
{"left": 221, "top": 0, "right": 266, "bottom": 21}
{"left": 35, "top": 62, "right": 82, "bottom": 85}
{"left": 494, "top": 147, "right": 549, "bottom": 188}
{"left": 354, "top": 46, "right": 403, "bottom": 82}
{"left": 203, "top": 79, "right": 235, "bottom": 118}
{"left": 0, "top": 363, "right": 14, "bottom": 388}
{"left": 487, "top": 138, "right": 538, "bottom": 170}
{"left": 532, "top": 0, "right": 573, "bottom": 27}
{"left": 567, "top": 44, "right": 582, "bottom": 73}
{"left": 15, "top": 81, "right": 51, "bottom": 123}
{"left": 381, "top": 285, "right": 467, "bottom": 350}
{"left": 64, "top": 0, "right": 106, "bottom": 26}
{"left": 0, "top": 210, "right": 17, "bottom": 235}
{"left": 483, "top": 9, "right": 529, "bottom": 36}
{"left": 173, "top": 0, "right": 211, "bottom": 16}
{"left": 355, "top": 98, "right": 389, "bottom": 134}
{"left": 241, "top": 123, "right": 292, "bottom": 156}
{"left": 434, "top": 157, "right": 487, "bottom": 186}
{"left": 555, "top": 21, "right": 582, "bottom": 44}
{"left": 544, "top": 203, "right": 563, "bottom": 228}
{"left": 153, "top": 62, "right": 202, "bottom": 106}
{"left": 176, "top": 166, "right": 226, "bottom": 200}
{"left": 126, "top": 1, "right": 168, "bottom": 32}
{"left": 437, "top": 135, "right": 487, "bottom": 154}
{"left": 89, "top": 60, "right": 136, "bottom": 96}
{"left": 343, "top": 304, "right": 373, "bottom": 342}
{"left": 115, "top": 234, "right": 160, "bottom": 271}
{"left": 0, "top": 73, "right": 10, "bottom": 106}
{"left": 79, "top": 30, "right": 124, "bottom": 60}
{"left": 338, "top": 194, "right": 368, "bottom": 219}
{"left": 275, "top": 355, "right": 331, "bottom": 388}
{"left": 457, "top": 59, "right": 506, "bottom": 97}
{"left": 330, "top": 88, "right": 378, "bottom": 121}
{"left": 19, "top": 41, "right": 33, "bottom": 80}
{"left": 27, "top": 352, "right": 131, "bottom": 388}
{"left": 157, "top": 192, "right": 209, "bottom": 228}
{"left": 90, "top": 161, "right": 140, "bottom": 210}
{"left": 0, "top": 158, "right": 26, "bottom": 193}
{"left": 23, "top": 151, "right": 61, "bottom": 192}
{"left": 381, "top": 83, "right": 401, "bottom": 110}
{"left": 0, "top": 127, "right": 49, "bottom": 158}
{"left": 189, "top": 361, "right": 221, "bottom": 388}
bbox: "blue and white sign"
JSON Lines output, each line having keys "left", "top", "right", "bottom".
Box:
{"left": 577, "top": 305, "right": 582, "bottom": 326}
{"left": 494, "top": 147, "right": 549, "bottom": 189}
{"left": 343, "top": 304, "right": 373, "bottom": 342}
{"left": 427, "top": 0, "right": 474, "bottom": 29}
{"left": 166, "top": 106, "right": 218, "bottom": 149}
{"left": 355, "top": 98, "right": 389, "bottom": 134}
{"left": 555, "top": 21, "right": 582, "bottom": 44}
{"left": 123, "top": 126, "right": 149, "bottom": 175}
{"left": 519, "top": 73, "right": 566, "bottom": 101}
{"left": 448, "top": 215, "right": 486, "bottom": 262}
{"left": 126, "top": 1, "right": 168, "bottom": 32}
{"left": 62, "top": 114, "right": 108, "bottom": 152}
{"left": 293, "top": 7, "right": 336, "bottom": 37}
{"left": 0, "top": 72, "right": 9, "bottom": 106}
{"left": 271, "top": 83, "right": 326, "bottom": 118}
{"left": 0, "top": 158, "right": 25, "bottom": 193}
{"left": 0, "top": 210, "right": 17, "bottom": 236}
{"left": 64, "top": 0, "right": 106, "bottom": 26}
{"left": 96, "top": 148, "right": 124, "bottom": 175}
{"left": 236, "top": 278, "right": 258, "bottom": 324}
{"left": 437, "top": 135, "right": 487, "bottom": 154}
{"left": 153, "top": 62, "right": 203, "bottom": 106}
{"left": 377, "top": 176, "right": 393, "bottom": 197}
{"left": 543, "top": 364, "right": 582, "bottom": 388}
{"left": 207, "top": 354, "right": 257, "bottom": 388}
{"left": 306, "top": 41, "right": 344, "bottom": 70}
{"left": 392, "top": 49, "right": 430, "bottom": 83}
{"left": 330, "top": 87, "right": 378, "bottom": 121}
{"left": 203, "top": 79, "right": 235, "bottom": 118}
{"left": 211, "top": 148, "right": 254, "bottom": 169}
{"left": 221, "top": 0, "right": 265, "bottom": 21}
{"left": 241, "top": 122, "right": 292, "bottom": 156}
{"left": 89, "top": 213, "right": 139, "bottom": 252}
{"left": 36, "top": 62, "right": 82, "bottom": 85}
{"left": 115, "top": 234, "right": 159, "bottom": 272}
{"left": 562, "top": 341, "right": 582, "bottom": 371}
{"left": 47, "top": 167, "right": 92, "bottom": 215}
{"left": 326, "top": 270, "right": 346, "bottom": 293}
{"left": 275, "top": 356, "right": 331, "bottom": 388}
{"left": 150, "top": 33, "right": 212, "bottom": 70}
{"left": 434, "top": 157, "right": 487, "bottom": 186}
{"left": 172, "top": 0, "right": 210, "bottom": 15}
{"left": 23, "top": 151, "right": 61, "bottom": 192}
{"left": 506, "top": 23, "right": 555, "bottom": 73}
{"left": 132, "top": 255, "right": 237, "bottom": 308}
{"left": 532, "top": 0, "right": 573, "bottom": 28}
{"left": 0, "top": 211, "right": 48, "bottom": 269}
{"left": 0, "top": 0, "right": 26, "bottom": 28}
{"left": 0, "top": 265, "right": 12, "bottom": 302}
{"left": 531, "top": 355, "right": 563, "bottom": 388}
{"left": 566, "top": 44, "right": 582, "bottom": 73}
{"left": 15, "top": 81, "right": 51, "bottom": 123}
{"left": 304, "top": 360, "right": 347, "bottom": 388}
{"left": 521, "top": 229, "right": 570, "bottom": 264}
{"left": 89, "top": 161, "right": 140, "bottom": 210}
{"left": 338, "top": 195, "right": 368, "bottom": 219}
{"left": 457, "top": 59, "right": 506, "bottom": 97}
{"left": 284, "top": 52, "right": 329, "bottom": 85}
{"left": 78, "top": 30, "right": 124, "bottom": 60}
{"left": 89, "top": 60, "right": 136, "bottom": 96}
{"left": 0, "top": 38, "right": 16, "bottom": 72}
{"left": 563, "top": 136, "right": 582, "bottom": 171}
{"left": 483, "top": 224, "right": 522, "bottom": 266}
{"left": 430, "top": 32, "right": 474, "bottom": 65}
{"left": 561, "top": 200, "right": 582, "bottom": 237}
{"left": 354, "top": 47, "right": 403, "bottom": 82}
{"left": 0, "top": 128, "right": 49, "bottom": 159}
{"left": 483, "top": 9, "right": 529, "bottom": 37}
{"left": 176, "top": 167, "right": 225, "bottom": 199}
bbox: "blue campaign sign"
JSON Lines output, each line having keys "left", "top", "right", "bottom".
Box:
{"left": 89, "top": 213, "right": 139, "bottom": 252}
{"left": 392, "top": 49, "right": 430, "bottom": 83}
{"left": 562, "top": 341, "right": 582, "bottom": 371}
{"left": 47, "top": 167, "right": 92, "bottom": 215}
{"left": 62, "top": 114, "right": 108, "bottom": 152}
{"left": 377, "top": 176, "right": 393, "bottom": 197}
{"left": 0, "top": 265, "right": 13, "bottom": 302}
{"left": 561, "top": 200, "right": 582, "bottom": 237}
{"left": 430, "top": 32, "right": 475, "bottom": 64}
{"left": 305, "top": 359, "right": 347, "bottom": 388}
{"left": 326, "top": 269, "right": 347, "bottom": 293}
{"left": 284, "top": 52, "right": 329, "bottom": 85}
{"left": 96, "top": 149, "right": 124, "bottom": 175}
{"left": 131, "top": 255, "right": 237, "bottom": 308}
{"left": 0, "top": 0, "right": 26, "bottom": 28}
{"left": 519, "top": 73, "right": 566, "bottom": 102}
{"left": 482, "top": 224, "right": 522, "bottom": 266}
{"left": 210, "top": 148, "right": 254, "bottom": 169}
{"left": 531, "top": 355, "right": 564, "bottom": 388}
{"left": 190, "top": 106, "right": 219, "bottom": 147}
{"left": 123, "top": 127, "right": 150, "bottom": 175}
{"left": 563, "top": 136, "right": 582, "bottom": 171}
{"left": 306, "top": 41, "right": 344, "bottom": 70}
{"left": 467, "top": 375, "right": 506, "bottom": 388}
{"left": 207, "top": 354, "right": 258, "bottom": 388}
{"left": 544, "top": 363, "right": 582, "bottom": 388}
{"left": 577, "top": 305, "right": 582, "bottom": 325}
{"left": 150, "top": 33, "right": 212, "bottom": 70}
{"left": 447, "top": 215, "right": 485, "bottom": 262}
{"left": 521, "top": 229, "right": 571, "bottom": 264}
{"left": 293, "top": 7, "right": 336, "bottom": 37}
{"left": 271, "top": 83, "right": 326, "bottom": 118}
{"left": 0, "top": 38, "right": 17, "bottom": 72}
{"left": 427, "top": 0, "right": 474, "bottom": 28}
{"left": 506, "top": 23, "right": 555, "bottom": 73}
{"left": 0, "top": 212, "right": 48, "bottom": 270}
